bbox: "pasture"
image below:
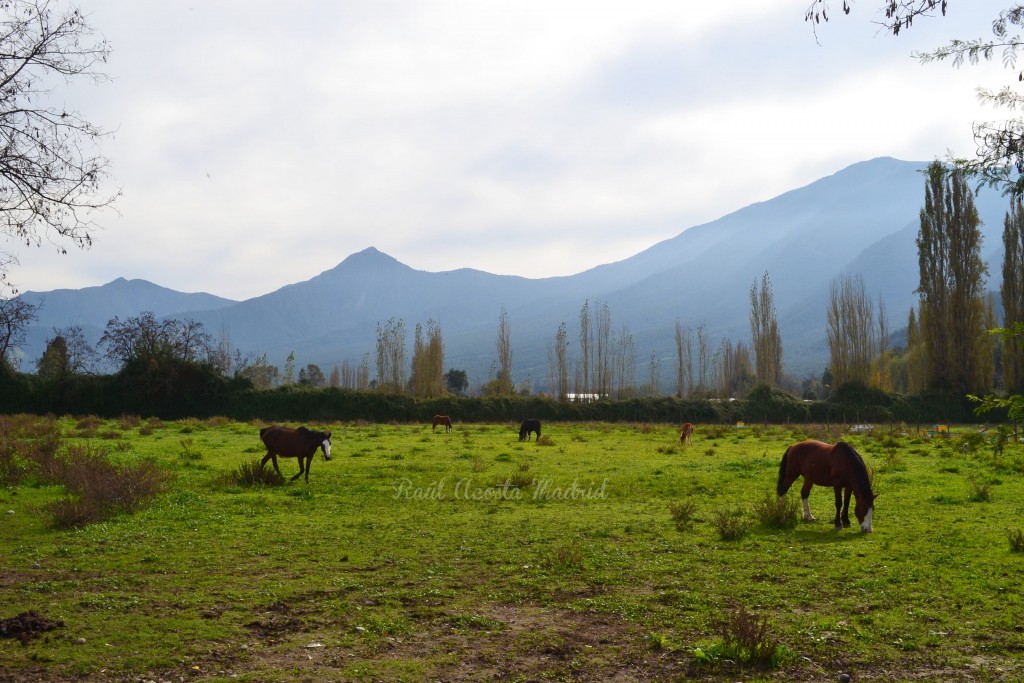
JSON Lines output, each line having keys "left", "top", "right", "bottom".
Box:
{"left": 1, "top": 416, "right": 1023, "bottom": 682}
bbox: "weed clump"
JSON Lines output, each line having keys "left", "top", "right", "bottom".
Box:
{"left": 1007, "top": 528, "right": 1024, "bottom": 552}
{"left": 693, "top": 605, "right": 790, "bottom": 670}
{"left": 712, "top": 507, "right": 751, "bottom": 541}
{"left": 754, "top": 493, "right": 799, "bottom": 529}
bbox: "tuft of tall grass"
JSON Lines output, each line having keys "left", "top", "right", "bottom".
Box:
{"left": 232, "top": 458, "right": 285, "bottom": 487}
{"left": 1007, "top": 528, "right": 1024, "bottom": 552}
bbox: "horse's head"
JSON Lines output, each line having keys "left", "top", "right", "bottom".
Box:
{"left": 854, "top": 493, "right": 878, "bottom": 533}
{"left": 320, "top": 432, "right": 332, "bottom": 461}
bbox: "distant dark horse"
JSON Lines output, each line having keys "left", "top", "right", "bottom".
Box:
{"left": 259, "top": 425, "right": 332, "bottom": 484}
{"left": 679, "top": 422, "right": 694, "bottom": 444}
{"left": 519, "top": 419, "right": 541, "bottom": 441}
{"left": 777, "top": 440, "right": 877, "bottom": 532}
{"left": 432, "top": 415, "right": 453, "bottom": 433}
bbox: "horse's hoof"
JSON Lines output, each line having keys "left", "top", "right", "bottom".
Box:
{"left": 842, "top": 522, "right": 851, "bottom": 528}
{"left": 834, "top": 524, "right": 844, "bottom": 531}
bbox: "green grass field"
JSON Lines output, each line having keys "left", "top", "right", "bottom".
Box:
{"left": 2, "top": 417, "right": 1023, "bottom": 682}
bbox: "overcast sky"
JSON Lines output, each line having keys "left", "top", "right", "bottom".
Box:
{"left": 9, "top": 0, "right": 1015, "bottom": 300}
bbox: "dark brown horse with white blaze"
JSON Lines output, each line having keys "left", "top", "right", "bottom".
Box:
{"left": 776, "top": 440, "right": 877, "bottom": 532}
{"left": 259, "top": 425, "right": 332, "bottom": 484}
{"left": 432, "top": 415, "right": 452, "bottom": 433}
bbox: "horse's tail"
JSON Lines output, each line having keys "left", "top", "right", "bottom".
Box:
{"left": 776, "top": 446, "right": 792, "bottom": 497}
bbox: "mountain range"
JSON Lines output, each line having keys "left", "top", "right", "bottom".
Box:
{"left": 13, "top": 157, "right": 1012, "bottom": 390}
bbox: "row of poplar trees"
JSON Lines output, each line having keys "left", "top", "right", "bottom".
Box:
{"left": 908, "top": 161, "right": 1024, "bottom": 396}
{"left": 838, "top": 160, "right": 1024, "bottom": 397}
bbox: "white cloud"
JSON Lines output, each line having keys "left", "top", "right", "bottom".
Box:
{"left": 8, "top": 0, "right": 1018, "bottom": 298}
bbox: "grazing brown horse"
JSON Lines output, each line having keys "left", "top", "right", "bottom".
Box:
{"left": 776, "top": 439, "right": 877, "bottom": 532}
{"left": 679, "top": 422, "right": 694, "bottom": 444}
{"left": 259, "top": 425, "right": 332, "bottom": 484}
{"left": 519, "top": 419, "right": 541, "bottom": 441}
{"left": 432, "top": 415, "right": 453, "bottom": 433}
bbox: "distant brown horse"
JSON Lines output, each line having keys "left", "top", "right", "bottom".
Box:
{"left": 259, "top": 425, "right": 332, "bottom": 484}
{"left": 679, "top": 422, "right": 694, "bottom": 444}
{"left": 519, "top": 419, "right": 541, "bottom": 441}
{"left": 432, "top": 415, "right": 452, "bottom": 433}
{"left": 776, "top": 439, "right": 877, "bottom": 532}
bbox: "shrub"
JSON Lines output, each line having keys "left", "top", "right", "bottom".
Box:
{"left": 754, "top": 493, "right": 799, "bottom": 529}
{"left": 46, "top": 444, "right": 169, "bottom": 528}
{"left": 967, "top": 474, "right": 996, "bottom": 502}
{"left": 668, "top": 500, "right": 698, "bottom": 531}
{"left": 0, "top": 416, "right": 62, "bottom": 485}
{"left": 1007, "top": 528, "right": 1024, "bottom": 552}
{"left": 117, "top": 415, "right": 141, "bottom": 430}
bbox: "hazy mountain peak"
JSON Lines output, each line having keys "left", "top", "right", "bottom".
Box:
{"left": 13, "top": 157, "right": 1010, "bottom": 382}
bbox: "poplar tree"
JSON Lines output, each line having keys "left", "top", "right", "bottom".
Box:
{"left": 578, "top": 300, "right": 591, "bottom": 395}
{"left": 916, "top": 161, "right": 990, "bottom": 394}
{"left": 375, "top": 317, "right": 406, "bottom": 393}
{"left": 1003, "top": 198, "right": 1024, "bottom": 391}
{"left": 550, "top": 322, "right": 569, "bottom": 400}
{"left": 495, "top": 307, "right": 512, "bottom": 396}
{"left": 674, "top": 321, "right": 693, "bottom": 398}
{"left": 595, "top": 301, "right": 612, "bottom": 397}
{"left": 410, "top": 321, "right": 445, "bottom": 397}
{"left": 826, "top": 274, "right": 875, "bottom": 387}
{"left": 749, "top": 272, "right": 783, "bottom": 387}
{"left": 695, "top": 323, "right": 711, "bottom": 397}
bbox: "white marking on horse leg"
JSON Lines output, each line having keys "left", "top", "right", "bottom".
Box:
{"left": 802, "top": 498, "right": 815, "bottom": 521}
{"left": 322, "top": 439, "right": 332, "bottom": 460}
{"left": 861, "top": 507, "right": 873, "bottom": 533}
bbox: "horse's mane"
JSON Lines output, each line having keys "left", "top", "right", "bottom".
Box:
{"left": 835, "top": 441, "right": 873, "bottom": 497}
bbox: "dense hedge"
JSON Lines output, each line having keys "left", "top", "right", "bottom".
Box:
{"left": 0, "top": 367, "right": 1000, "bottom": 425}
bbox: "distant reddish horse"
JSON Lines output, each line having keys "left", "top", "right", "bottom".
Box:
{"left": 679, "top": 422, "right": 695, "bottom": 444}
{"left": 432, "top": 415, "right": 453, "bottom": 433}
{"left": 519, "top": 419, "right": 541, "bottom": 441}
{"left": 776, "top": 440, "right": 877, "bottom": 532}
{"left": 259, "top": 425, "right": 332, "bottom": 484}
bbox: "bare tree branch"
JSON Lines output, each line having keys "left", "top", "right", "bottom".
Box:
{"left": 0, "top": 0, "right": 119, "bottom": 293}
